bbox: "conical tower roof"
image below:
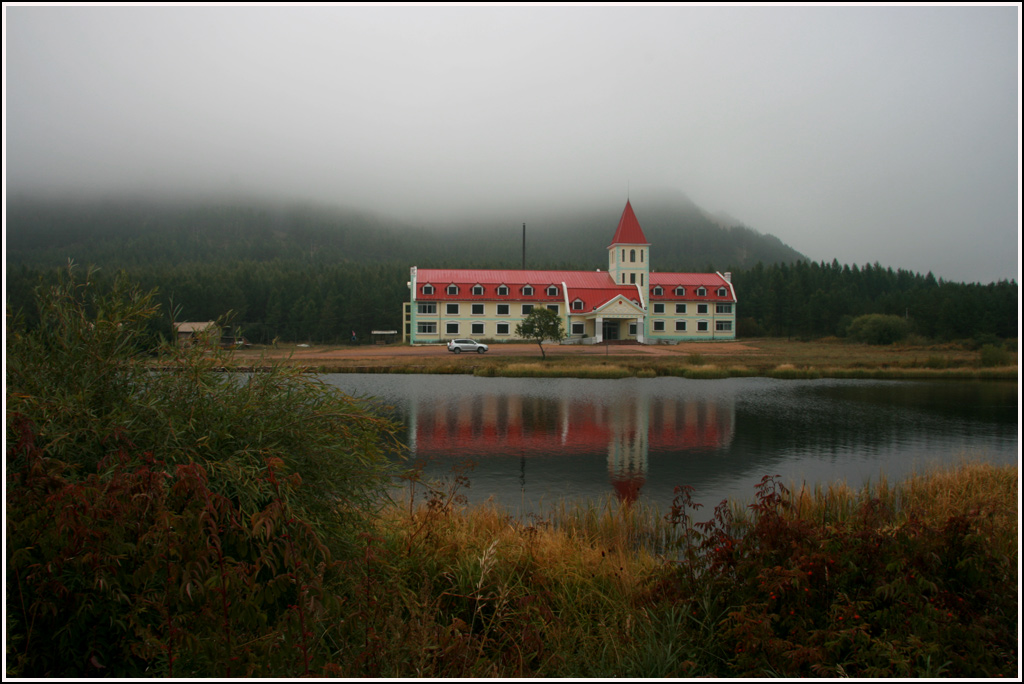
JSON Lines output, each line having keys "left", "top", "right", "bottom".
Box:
{"left": 608, "top": 200, "right": 650, "bottom": 247}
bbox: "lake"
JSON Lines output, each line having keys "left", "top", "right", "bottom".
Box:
{"left": 322, "top": 374, "right": 1019, "bottom": 517}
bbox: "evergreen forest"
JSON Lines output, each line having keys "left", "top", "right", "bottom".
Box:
{"left": 5, "top": 195, "right": 1017, "bottom": 344}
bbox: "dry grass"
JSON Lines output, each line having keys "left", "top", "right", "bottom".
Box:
{"left": 218, "top": 338, "right": 1017, "bottom": 380}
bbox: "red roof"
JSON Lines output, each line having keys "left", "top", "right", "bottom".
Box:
{"left": 415, "top": 268, "right": 645, "bottom": 309}
{"left": 649, "top": 272, "right": 735, "bottom": 301}
{"left": 608, "top": 200, "right": 649, "bottom": 247}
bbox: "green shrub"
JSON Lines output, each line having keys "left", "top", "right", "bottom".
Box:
{"left": 6, "top": 266, "right": 398, "bottom": 676}
{"left": 847, "top": 314, "right": 909, "bottom": 345}
{"left": 978, "top": 343, "right": 1011, "bottom": 367}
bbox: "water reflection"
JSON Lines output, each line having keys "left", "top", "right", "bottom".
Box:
{"left": 408, "top": 387, "right": 734, "bottom": 504}
{"left": 323, "top": 375, "right": 1018, "bottom": 517}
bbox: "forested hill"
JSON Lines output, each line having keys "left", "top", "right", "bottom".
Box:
{"left": 4, "top": 193, "right": 806, "bottom": 272}
{"left": 5, "top": 194, "right": 1016, "bottom": 344}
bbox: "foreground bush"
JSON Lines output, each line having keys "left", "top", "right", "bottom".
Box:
{"left": 6, "top": 267, "right": 397, "bottom": 676}
{"left": 657, "top": 469, "right": 1018, "bottom": 677}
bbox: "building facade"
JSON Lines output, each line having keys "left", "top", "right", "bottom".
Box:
{"left": 403, "top": 201, "right": 737, "bottom": 344}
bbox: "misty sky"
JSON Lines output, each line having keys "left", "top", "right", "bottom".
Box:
{"left": 5, "top": 4, "right": 1020, "bottom": 284}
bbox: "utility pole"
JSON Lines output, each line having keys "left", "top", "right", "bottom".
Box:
{"left": 522, "top": 223, "right": 526, "bottom": 270}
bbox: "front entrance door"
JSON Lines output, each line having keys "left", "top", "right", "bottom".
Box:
{"left": 602, "top": 319, "right": 619, "bottom": 341}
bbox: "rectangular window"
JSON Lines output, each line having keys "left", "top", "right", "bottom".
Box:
{"left": 628, "top": 323, "right": 637, "bottom": 336}
{"left": 546, "top": 304, "right": 558, "bottom": 314}
{"left": 716, "top": 304, "right": 733, "bottom": 314}
{"left": 697, "top": 304, "right": 708, "bottom": 314}
{"left": 697, "top": 321, "right": 708, "bottom": 332}
{"left": 446, "top": 322, "right": 459, "bottom": 335}
{"left": 446, "top": 303, "right": 459, "bottom": 315}
{"left": 522, "top": 304, "right": 534, "bottom": 315}
{"left": 472, "top": 322, "right": 485, "bottom": 335}
{"left": 447, "top": 285, "right": 459, "bottom": 295}
{"left": 472, "top": 285, "right": 484, "bottom": 295}
{"left": 417, "top": 303, "right": 437, "bottom": 315}
{"left": 572, "top": 300, "right": 584, "bottom": 311}
{"left": 496, "top": 322, "right": 510, "bottom": 335}
{"left": 653, "top": 320, "right": 665, "bottom": 332}
{"left": 497, "top": 285, "right": 509, "bottom": 296}
{"left": 416, "top": 322, "right": 437, "bottom": 334}
{"left": 571, "top": 322, "right": 585, "bottom": 335}
{"left": 653, "top": 303, "right": 664, "bottom": 314}
{"left": 471, "top": 304, "right": 484, "bottom": 315}
{"left": 675, "top": 320, "right": 686, "bottom": 331}
{"left": 716, "top": 321, "right": 733, "bottom": 331}
{"left": 497, "top": 304, "right": 510, "bottom": 315}
{"left": 675, "top": 303, "right": 686, "bottom": 314}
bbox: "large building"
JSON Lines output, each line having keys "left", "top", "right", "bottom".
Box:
{"left": 403, "top": 201, "right": 737, "bottom": 345}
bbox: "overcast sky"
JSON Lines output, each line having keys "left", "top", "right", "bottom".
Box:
{"left": 5, "top": 4, "right": 1020, "bottom": 283}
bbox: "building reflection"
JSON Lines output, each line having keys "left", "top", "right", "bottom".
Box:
{"left": 407, "top": 390, "right": 735, "bottom": 504}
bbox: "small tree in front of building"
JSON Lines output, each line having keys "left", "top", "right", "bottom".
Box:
{"left": 515, "top": 307, "right": 566, "bottom": 360}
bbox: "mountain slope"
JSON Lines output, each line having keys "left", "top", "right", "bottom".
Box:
{"left": 5, "top": 193, "right": 806, "bottom": 273}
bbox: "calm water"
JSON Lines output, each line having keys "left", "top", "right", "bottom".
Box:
{"left": 322, "top": 374, "right": 1019, "bottom": 517}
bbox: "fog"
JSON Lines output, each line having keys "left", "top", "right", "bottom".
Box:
{"left": 5, "top": 5, "right": 1020, "bottom": 283}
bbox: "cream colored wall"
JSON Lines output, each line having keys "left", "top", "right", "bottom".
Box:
{"left": 424, "top": 301, "right": 563, "bottom": 339}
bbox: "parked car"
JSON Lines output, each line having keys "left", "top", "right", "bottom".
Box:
{"left": 447, "top": 338, "right": 489, "bottom": 354}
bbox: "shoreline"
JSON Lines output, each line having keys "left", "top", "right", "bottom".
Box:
{"left": 212, "top": 338, "right": 1018, "bottom": 380}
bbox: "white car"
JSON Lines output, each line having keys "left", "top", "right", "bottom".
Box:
{"left": 447, "top": 338, "right": 489, "bottom": 354}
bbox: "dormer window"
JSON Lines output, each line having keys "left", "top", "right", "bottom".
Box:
{"left": 497, "top": 285, "right": 509, "bottom": 296}
{"left": 674, "top": 286, "right": 685, "bottom": 297}
{"left": 422, "top": 284, "right": 435, "bottom": 295}
{"left": 472, "top": 285, "right": 484, "bottom": 296}
{"left": 447, "top": 284, "right": 459, "bottom": 296}
{"left": 653, "top": 286, "right": 663, "bottom": 296}
{"left": 717, "top": 287, "right": 728, "bottom": 297}
{"left": 546, "top": 285, "right": 558, "bottom": 296}
{"left": 572, "top": 299, "right": 584, "bottom": 311}
{"left": 522, "top": 285, "right": 534, "bottom": 296}
{"left": 697, "top": 287, "right": 706, "bottom": 297}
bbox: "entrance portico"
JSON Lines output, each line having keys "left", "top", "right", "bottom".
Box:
{"left": 587, "top": 296, "right": 646, "bottom": 344}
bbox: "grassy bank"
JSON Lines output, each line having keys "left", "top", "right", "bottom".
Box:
{"left": 324, "top": 460, "right": 1017, "bottom": 678}
{"left": 223, "top": 337, "right": 1018, "bottom": 380}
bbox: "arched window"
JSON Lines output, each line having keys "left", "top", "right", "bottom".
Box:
{"left": 630, "top": 249, "right": 636, "bottom": 263}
